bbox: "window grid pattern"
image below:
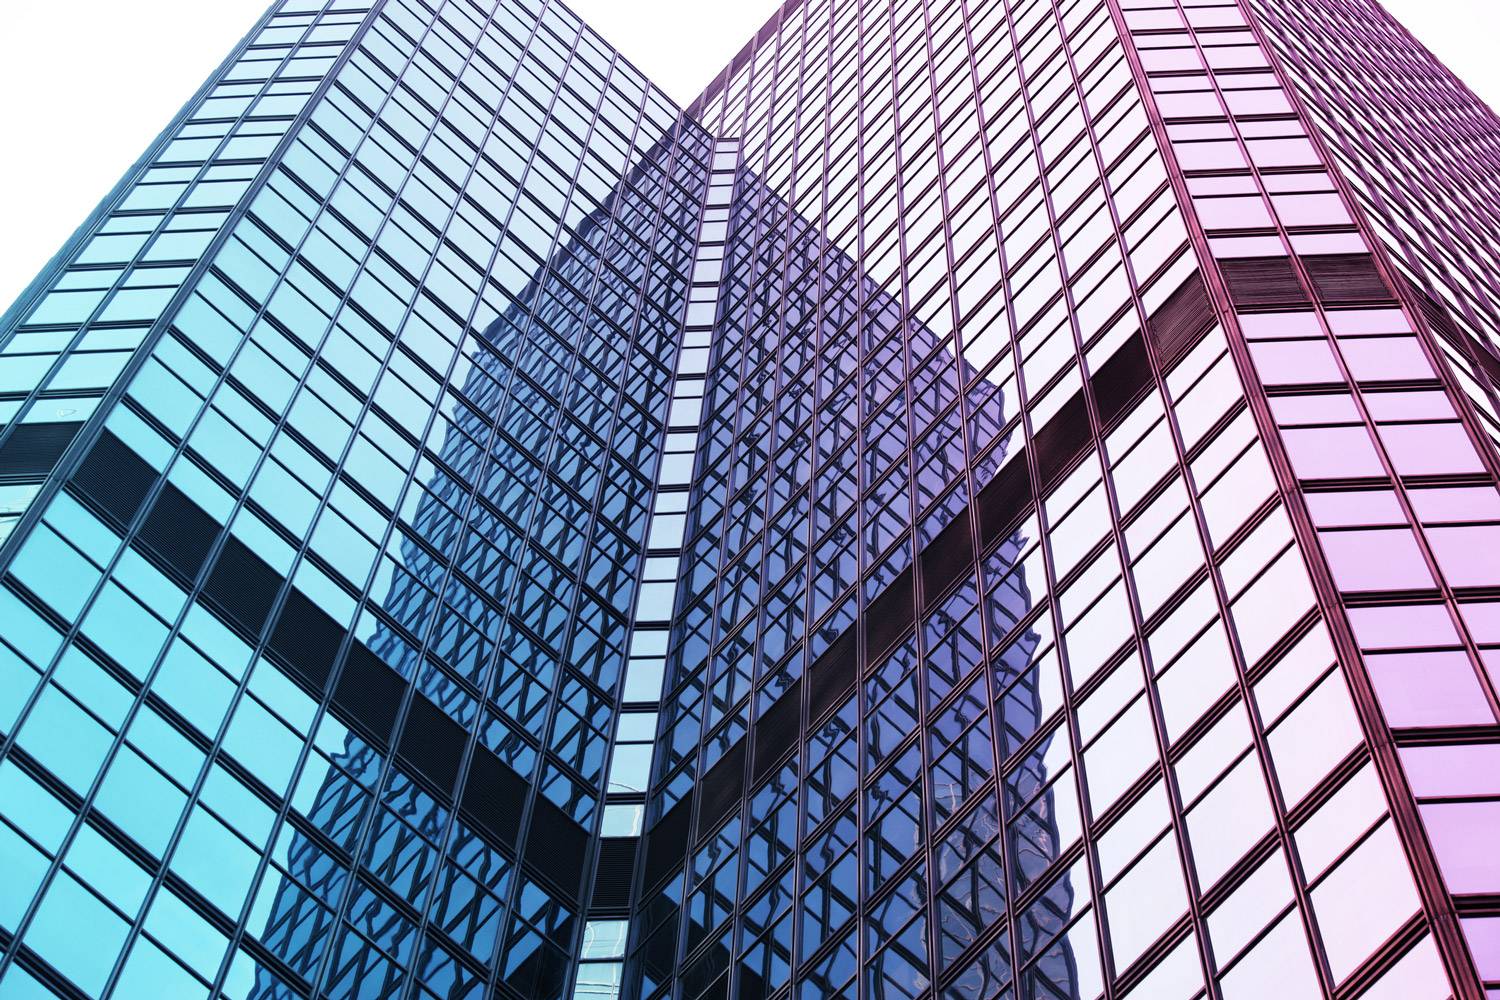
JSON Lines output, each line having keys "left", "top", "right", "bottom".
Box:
{"left": 616, "top": 0, "right": 1466, "bottom": 997}
{"left": 0, "top": 0, "right": 367, "bottom": 545}
{"left": 0, "top": 0, "right": 716, "bottom": 998}
{"left": 0, "top": 0, "right": 1498, "bottom": 998}
{"left": 1241, "top": 0, "right": 1500, "bottom": 457}
{"left": 578, "top": 137, "right": 743, "bottom": 1000}
{"left": 1118, "top": 0, "right": 1500, "bottom": 996}
{"left": 614, "top": 0, "right": 1500, "bottom": 998}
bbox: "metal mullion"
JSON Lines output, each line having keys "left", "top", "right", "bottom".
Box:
{"left": 396, "top": 20, "right": 687, "bottom": 1000}
{"left": 987, "top": 2, "right": 1135, "bottom": 994}
{"left": 821, "top": 5, "right": 902, "bottom": 997}
{"left": 155, "top": 1, "right": 549, "bottom": 993}
{"left": 1247, "top": 1, "right": 1500, "bottom": 426}
{"left": 900, "top": 7, "right": 1020, "bottom": 995}
{"left": 0, "top": 3, "right": 347, "bottom": 568}
{"left": 719, "top": 5, "right": 824, "bottom": 992}
{"left": 17, "top": 3, "right": 555, "bottom": 995}
{"left": 475, "top": 50, "right": 716, "bottom": 1000}
{"left": 599, "top": 133, "right": 731, "bottom": 997}
{"left": 183, "top": 5, "right": 571, "bottom": 991}
{"left": 678, "top": 25, "right": 810, "bottom": 1000}
{"left": 0, "top": 5, "right": 394, "bottom": 994}
{"left": 0, "top": 4, "right": 283, "bottom": 341}
{"left": 1103, "top": 2, "right": 1477, "bottom": 996}
{"left": 640, "top": 134, "right": 753, "bottom": 1000}
{"left": 1225, "top": 1, "right": 1500, "bottom": 709}
{"left": 773, "top": 0, "right": 884, "bottom": 996}
{"left": 1100, "top": 1, "right": 1348, "bottom": 993}
{"left": 941, "top": 1, "right": 1084, "bottom": 994}
{"left": 1169, "top": 6, "right": 1493, "bottom": 993}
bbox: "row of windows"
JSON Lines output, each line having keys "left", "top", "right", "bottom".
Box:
{"left": 0, "top": 0, "right": 719, "bottom": 997}
{"left": 1126, "top": 1, "right": 1498, "bottom": 995}
{"left": 626, "top": 0, "right": 1495, "bottom": 997}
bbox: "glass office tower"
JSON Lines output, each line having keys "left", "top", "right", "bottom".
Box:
{"left": 1, "top": 0, "right": 1499, "bottom": 999}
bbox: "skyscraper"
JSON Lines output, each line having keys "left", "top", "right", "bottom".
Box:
{"left": 0, "top": 0, "right": 1497, "bottom": 998}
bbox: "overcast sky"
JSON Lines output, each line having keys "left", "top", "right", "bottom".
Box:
{"left": 1, "top": 0, "right": 1495, "bottom": 312}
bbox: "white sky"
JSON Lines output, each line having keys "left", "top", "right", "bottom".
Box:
{"left": 0, "top": 0, "right": 1496, "bottom": 313}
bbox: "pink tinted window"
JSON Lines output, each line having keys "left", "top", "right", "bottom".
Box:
{"left": 1378, "top": 423, "right": 1486, "bottom": 476}
{"left": 1281, "top": 426, "right": 1385, "bottom": 479}
{"left": 1409, "top": 486, "right": 1500, "bottom": 523}
{"left": 1169, "top": 121, "right": 1233, "bottom": 142}
{"left": 1357, "top": 937, "right": 1453, "bottom": 1000}
{"left": 1318, "top": 528, "right": 1433, "bottom": 592}
{"left": 1264, "top": 173, "right": 1334, "bottom": 194}
{"left": 1250, "top": 339, "right": 1343, "bottom": 385}
{"left": 1347, "top": 603, "right": 1459, "bottom": 649}
{"left": 1189, "top": 175, "right": 1257, "bottom": 196}
{"left": 1217, "top": 910, "right": 1321, "bottom": 1000}
{"left": 1428, "top": 526, "right": 1500, "bottom": 588}
{"left": 1400, "top": 744, "right": 1500, "bottom": 798}
{"left": 1248, "top": 137, "right": 1319, "bottom": 168}
{"left": 1366, "top": 650, "right": 1495, "bottom": 728}
{"left": 1224, "top": 89, "right": 1293, "bottom": 116}
{"left": 1327, "top": 309, "right": 1412, "bottom": 335}
{"left": 1311, "top": 821, "right": 1421, "bottom": 982}
{"left": 1270, "top": 393, "right": 1361, "bottom": 427}
{"left": 1463, "top": 916, "right": 1500, "bottom": 980}
{"left": 1420, "top": 802, "right": 1500, "bottom": 894}
{"left": 1174, "top": 140, "right": 1247, "bottom": 170}
{"left": 1157, "top": 91, "right": 1222, "bottom": 117}
{"left": 1238, "top": 311, "right": 1321, "bottom": 340}
{"left": 1268, "top": 671, "right": 1362, "bottom": 805}
{"left": 1125, "top": 8, "right": 1184, "bottom": 28}
{"left": 1460, "top": 602, "right": 1500, "bottom": 644}
{"left": 1338, "top": 337, "right": 1434, "bottom": 382}
{"left": 1273, "top": 192, "right": 1351, "bottom": 225}
{"left": 1303, "top": 490, "right": 1404, "bottom": 528}
{"left": 1207, "top": 46, "right": 1270, "bottom": 71}
{"left": 1364, "top": 390, "right": 1456, "bottom": 422}
{"left": 1141, "top": 48, "right": 1204, "bottom": 72}
{"left": 1291, "top": 232, "right": 1369, "bottom": 255}
{"left": 1195, "top": 196, "right": 1274, "bottom": 230}
{"left": 1211, "top": 236, "right": 1286, "bottom": 258}
{"left": 1187, "top": 7, "right": 1246, "bottom": 27}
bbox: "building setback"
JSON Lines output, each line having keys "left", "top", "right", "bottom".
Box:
{"left": 0, "top": 0, "right": 1497, "bottom": 998}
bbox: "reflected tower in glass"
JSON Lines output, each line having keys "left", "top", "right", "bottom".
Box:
{"left": 2, "top": 0, "right": 1500, "bottom": 999}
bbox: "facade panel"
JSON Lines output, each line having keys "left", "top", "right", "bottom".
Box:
{"left": 1, "top": 0, "right": 1498, "bottom": 998}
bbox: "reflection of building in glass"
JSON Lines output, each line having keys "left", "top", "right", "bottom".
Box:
{"left": 248, "top": 122, "right": 710, "bottom": 998}
{"left": 2, "top": 0, "right": 1500, "bottom": 998}
{"left": 618, "top": 149, "right": 1064, "bottom": 999}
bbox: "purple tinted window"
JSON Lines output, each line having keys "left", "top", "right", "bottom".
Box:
{"left": 1378, "top": 423, "right": 1486, "bottom": 476}
{"left": 1272, "top": 191, "right": 1352, "bottom": 225}
{"left": 1239, "top": 311, "right": 1322, "bottom": 340}
{"left": 1318, "top": 528, "right": 1433, "bottom": 592}
{"left": 1281, "top": 426, "right": 1386, "bottom": 479}
{"left": 1427, "top": 526, "right": 1500, "bottom": 588}
{"left": 1347, "top": 604, "right": 1459, "bottom": 650}
{"left": 1339, "top": 337, "right": 1434, "bottom": 382}
{"left": 1460, "top": 602, "right": 1500, "bottom": 644}
{"left": 1464, "top": 917, "right": 1500, "bottom": 981}
{"left": 1249, "top": 339, "right": 1343, "bottom": 385}
{"left": 1366, "top": 651, "right": 1494, "bottom": 728}
{"left": 1420, "top": 803, "right": 1500, "bottom": 894}
{"left": 1196, "top": 196, "right": 1275, "bottom": 229}
{"left": 1409, "top": 486, "right": 1500, "bottom": 524}
{"left": 1303, "top": 490, "right": 1404, "bottom": 528}
{"left": 1400, "top": 744, "right": 1500, "bottom": 798}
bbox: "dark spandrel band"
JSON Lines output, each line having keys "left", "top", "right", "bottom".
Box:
{"left": 62, "top": 425, "right": 589, "bottom": 895}
{"left": 2, "top": 0, "right": 1499, "bottom": 995}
